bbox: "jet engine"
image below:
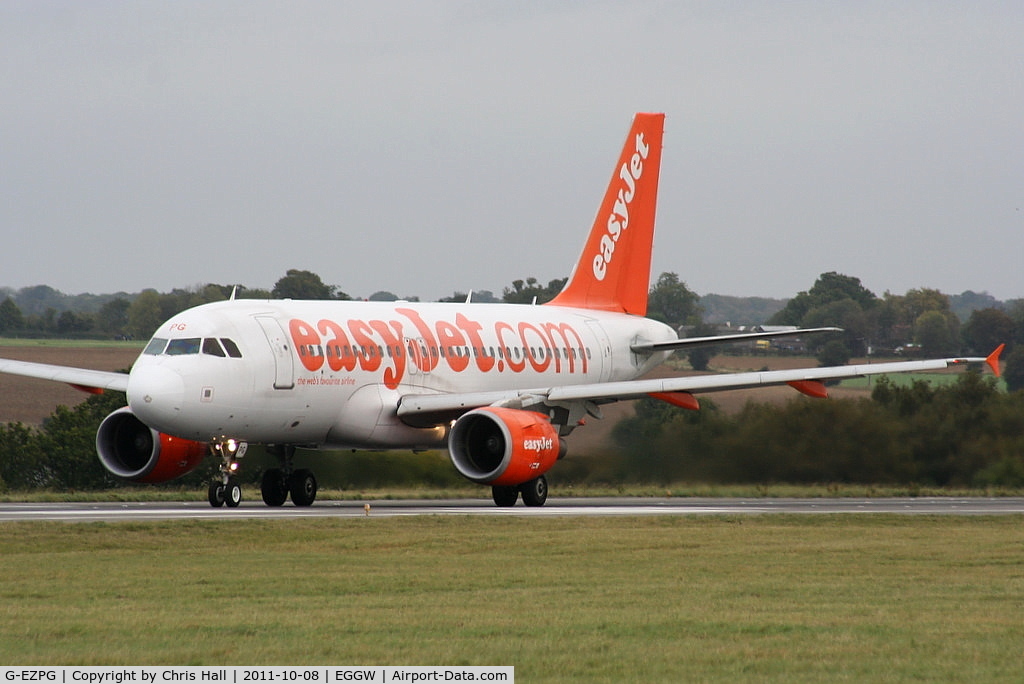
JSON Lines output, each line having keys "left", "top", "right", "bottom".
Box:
{"left": 448, "top": 407, "right": 563, "bottom": 486}
{"left": 96, "top": 407, "right": 208, "bottom": 483}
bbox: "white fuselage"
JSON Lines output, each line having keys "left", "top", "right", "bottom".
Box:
{"left": 126, "top": 299, "right": 677, "bottom": 449}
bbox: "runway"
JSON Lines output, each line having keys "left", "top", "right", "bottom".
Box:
{"left": 2, "top": 497, "right": 1023, "bottom": 522}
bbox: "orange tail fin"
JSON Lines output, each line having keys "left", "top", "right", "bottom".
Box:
{"left": 547, "top": 112, "right": 665, "bottom": 315}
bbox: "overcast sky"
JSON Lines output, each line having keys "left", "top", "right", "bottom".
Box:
{"left": 2, "top": 2, "right": 1021, "bottom": 302}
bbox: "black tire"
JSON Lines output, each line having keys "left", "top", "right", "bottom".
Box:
{"left": 520, "top": 475, "right": 548, "bottom": 507}
{"left": 289, "top": 469, "right": 317, "bottom": 507}
{"left": 261, "top": 469, "right": 289, "bottom": 507}
{"left": 491, "top": 485, "right": 519, "bottom": 507}
{"left": 208, "top": 482, "right": 225, "bottom": 507}
{"left": 225, "top": 480, "right": 242, "bottom": 508}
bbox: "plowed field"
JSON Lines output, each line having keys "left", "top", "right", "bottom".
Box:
{"left": 0, "top": 345, "right": 141, "bottom": 425}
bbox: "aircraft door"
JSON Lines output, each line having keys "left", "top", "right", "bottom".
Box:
{"left": 402, "top": 337, "right": 430, "bottom": 388}
{"left": 255, "top": 316, "right": 295, "bottom": 390}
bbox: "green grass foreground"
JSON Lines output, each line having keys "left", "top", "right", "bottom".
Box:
{"left": 0, "top": 516, "right": 1021, "bottom": 681}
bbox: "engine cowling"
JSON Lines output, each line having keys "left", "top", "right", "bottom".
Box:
{"left": 96, "top": 407, "right": 208, "bottom": 483}
{"left": 448, "top": 407, "right": 563, "bottom": 486}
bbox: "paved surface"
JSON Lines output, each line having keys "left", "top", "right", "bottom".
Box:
{"left": 2, "top": 497, "right": 1023, "bottom": 522}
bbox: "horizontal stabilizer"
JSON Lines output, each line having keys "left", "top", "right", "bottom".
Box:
{"left": 631, "top": 327, "right": 842, "bottom": 353}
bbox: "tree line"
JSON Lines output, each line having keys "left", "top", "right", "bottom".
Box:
{"left": 593, "top": 371, "right": 1024, "bottom": 488}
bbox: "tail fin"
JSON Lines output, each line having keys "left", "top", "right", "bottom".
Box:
{"left": 547, "top": 112, "right": 665, "bottom": 315}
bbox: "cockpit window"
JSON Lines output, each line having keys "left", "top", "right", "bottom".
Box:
{"left": 165, "top": 338, "right": 201, "bottom": 355}
{"left": 220, "top": 338, "right": 242, "bottom": 358}
{"left": 143, "top": 338, "right": 168, "bottom": 355}
{"left": 147, "top": 336, "right": 242, "bottom": 358}
{"left": 202, "top": 338, "right": 226, "bottom": 357}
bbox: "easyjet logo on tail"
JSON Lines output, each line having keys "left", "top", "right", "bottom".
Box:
{"left": 592, "top": 131, "right": 650, "bottom": 281}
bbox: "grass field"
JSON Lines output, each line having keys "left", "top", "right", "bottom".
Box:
{"left": 1, "top": 515, "right": 1021, "bottom": 681}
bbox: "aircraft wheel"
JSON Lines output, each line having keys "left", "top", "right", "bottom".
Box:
{"left": 520, "top": 475, "right": 548, "bottom": 507}
{"left": 261, "top": 469, "right": 289, "bottom": 507}
{"left": 208, "top": 482, "right": 225, "bottom": 508}
{"left": 492, "top": 485, "right": 519, "bottom": 507}
{"left": 224, "top": 479, "right": 242, "bottom": 508}
{"left": 290, "top": 469, "right": 317, "bottom": 507}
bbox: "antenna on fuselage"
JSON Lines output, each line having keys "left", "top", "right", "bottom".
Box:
{"left": 229, "top": 286, "right": 238, "bottom": 301}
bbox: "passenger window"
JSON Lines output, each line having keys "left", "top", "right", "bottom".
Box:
{"left": 220, "top": 339, "right": 242, "bottom": 358}
{"left": 166, "top": 338, "right": 201, "bottom": 355}
{"left": 144, "top": 338, "right": 168, "bottom": 355}
{"left": 202, "top": 338, "right": 226, "bottom": 357}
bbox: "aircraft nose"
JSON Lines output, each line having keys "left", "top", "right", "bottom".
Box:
{"left": 127, "top": 364, "right": 185, "bottom": 426}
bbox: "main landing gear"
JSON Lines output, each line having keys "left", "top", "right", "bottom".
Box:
{"left": 205, "top": 441, "right": 319, "bottom": 508}
{"left": 260, "top": 468, "right": 317, "bottom": 507}
{"left": 259, "top": 445, "right": 318, "bottom": 507}
{"left": 491, "top": 475, "right": 548, "bottom": 508}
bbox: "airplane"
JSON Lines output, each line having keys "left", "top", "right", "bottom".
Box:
{"left": 0, "top": 113, "right": 1003, "bottom": 508}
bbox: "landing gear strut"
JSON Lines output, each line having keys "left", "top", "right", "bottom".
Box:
{"left": 208, "top": 440, "right": 247, "bottom": 508}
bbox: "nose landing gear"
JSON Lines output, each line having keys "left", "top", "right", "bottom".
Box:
{"left": 207, "top": 439, "right": 247, "bottom": 508}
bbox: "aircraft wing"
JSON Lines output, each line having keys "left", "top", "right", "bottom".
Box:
{"left": 396, "top": 352, "right": 1000, "bottom": 423}
{"left": 544, "top": 356, "right": 989, "bottom": 402}
{"left": 0, "top": 358, "right": 130, "bottom": 393}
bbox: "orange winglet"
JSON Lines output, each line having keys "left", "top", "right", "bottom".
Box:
{"left": 69, "top": 384, "right": 104, "bottom": 395}
{"left": 787, "top": 380, "right": 829, "bottom": 399}
{"left": 649, "top": 391, "right": 700, "bottom": 411}
{"left": 987, "top": 344, "right": 1005, "bottom": 377}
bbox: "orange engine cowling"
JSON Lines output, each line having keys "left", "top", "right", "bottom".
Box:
{"left": 448, "top": 407, "right": 563, "bottom": 486}
{"left": 96, "top": 407, "right": 209, "bottom": 483}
